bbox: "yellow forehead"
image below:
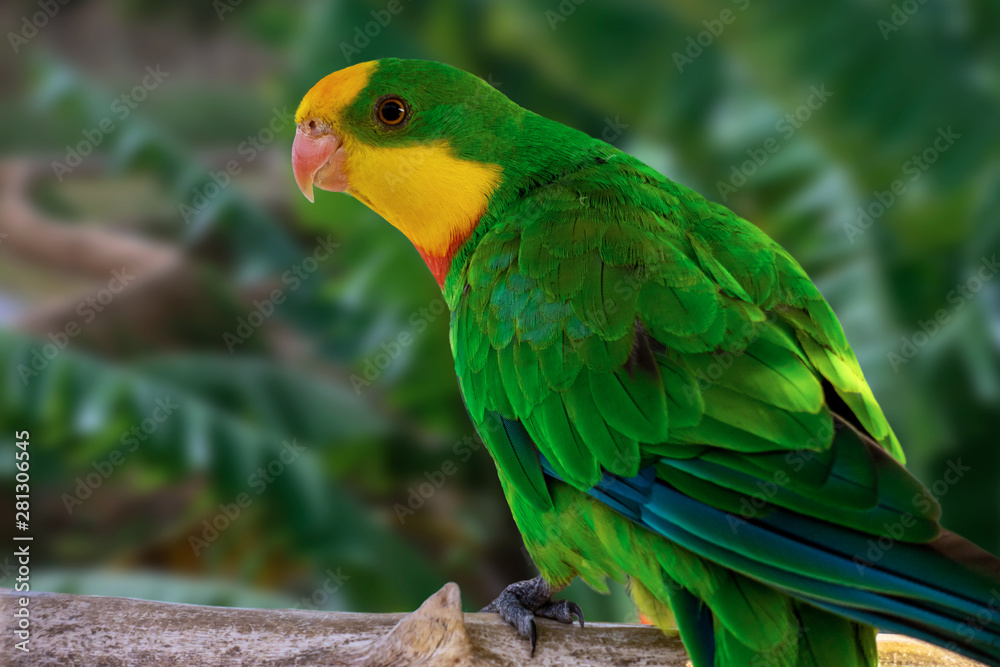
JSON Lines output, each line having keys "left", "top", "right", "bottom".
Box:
{"left": 295, "top": 61, "right": 377, "bottom": 123}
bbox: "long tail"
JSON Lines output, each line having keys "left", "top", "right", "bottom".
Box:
{"left": 801, "top": 528, "right": 1000, "bottom": 665}
{"left": 589, "top": 463, "right": 1000, "bottom": 666}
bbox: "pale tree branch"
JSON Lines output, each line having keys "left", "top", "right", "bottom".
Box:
{"left": 0, "top": 585, "right": 984, "bottom": 666}
{"left": 0, "top": 159, "right": 179, "bottom": 280}
{"left": 0, "top": 158, "right": 255, "bottom": 355}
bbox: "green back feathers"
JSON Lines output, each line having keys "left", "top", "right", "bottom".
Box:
{"left": 447, "top": 140, "right": 906, "bottom": 519}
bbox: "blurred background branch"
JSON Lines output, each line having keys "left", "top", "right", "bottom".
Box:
{"left": 0, "top": 159, "right": 178, "bottom": 278}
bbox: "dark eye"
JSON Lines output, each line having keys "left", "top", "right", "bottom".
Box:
{"left": 377, "top": 97, "right": 407, "bottom": 126}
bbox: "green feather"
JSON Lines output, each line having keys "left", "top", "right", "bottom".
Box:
{"left": 524, "top": 391, "right": 600, "bottom": 488}
{"left": 591, "top": 366, "right": 669, "bottom": 443}
{"left": 563, "top": 370, "right": 640, "bottom": 476}
{"left": 538, "top": 331, "right": 584, "bottom": 391}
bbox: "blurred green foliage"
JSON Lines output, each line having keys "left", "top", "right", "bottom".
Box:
{"left": 0, "top": 0, "right": 997, "bottom": 624}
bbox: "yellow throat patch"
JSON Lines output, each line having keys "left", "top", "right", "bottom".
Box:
{"left": 343, "top": 139, "right": 502, "bottom": 257}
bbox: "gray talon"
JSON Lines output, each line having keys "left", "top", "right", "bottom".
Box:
{"left": 480, "top": 576, "right": 584, "bottom": 655}
{"left": 536, "top": 599, "right": 585, "bottom": 627}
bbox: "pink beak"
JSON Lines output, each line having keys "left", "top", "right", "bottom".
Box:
{"left": 292, "top": 126, "right": 348, "bottom": 202}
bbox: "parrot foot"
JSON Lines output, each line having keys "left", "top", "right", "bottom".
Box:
{"left": 480, "top": 575, "right": 584, "bottom": 655}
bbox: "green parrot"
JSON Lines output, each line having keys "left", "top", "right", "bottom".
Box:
{"left": 291, "top": 59, "right": 1000, "bottom": 666}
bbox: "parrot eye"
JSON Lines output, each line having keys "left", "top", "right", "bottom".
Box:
{"left": 376, "top": 96, "right": 408, "bottom": 127}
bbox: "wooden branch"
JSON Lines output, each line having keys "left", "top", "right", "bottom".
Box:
{"left": 0, "top": 585, "right": 984, "bottom": 666}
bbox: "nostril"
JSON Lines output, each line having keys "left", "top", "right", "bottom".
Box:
{"left": 308, "top": 120, "right": 316, "bottom": 130}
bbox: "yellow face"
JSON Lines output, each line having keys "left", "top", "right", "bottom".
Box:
{"left": 293, "top": 61, "right": 503, "bottom": 261}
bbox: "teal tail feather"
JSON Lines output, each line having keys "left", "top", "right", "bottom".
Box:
{"left": 558, "top": 456, "right": 1000, "bottom": 666}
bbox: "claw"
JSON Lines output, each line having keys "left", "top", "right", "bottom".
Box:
{"left": 480, "top": 576, "right": 585, "bottom": 656}
{"left": 536, "top": 599, "right": 585, "bottom": 628}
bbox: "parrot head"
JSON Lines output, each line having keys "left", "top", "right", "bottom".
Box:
{"left": 292, "top": 58, "right": 524, "bottom": 281}
{"left": 293, "top": 58, "right": 597, "bottom": 284}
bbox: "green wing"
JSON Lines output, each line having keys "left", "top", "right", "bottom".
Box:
{"left": 448, "top": 150, "right": 915, "bottom": 528}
